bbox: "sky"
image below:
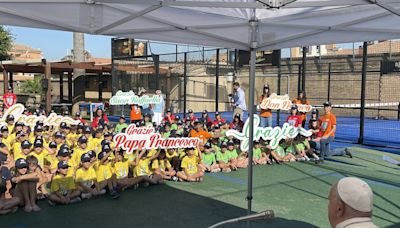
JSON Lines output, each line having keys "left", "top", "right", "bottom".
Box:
{"left": 7, "top": 26, "right": 362, "bottom": 61}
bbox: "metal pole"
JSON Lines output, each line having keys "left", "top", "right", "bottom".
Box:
{"left": 358, "top": 42, "right": 368, "bottom": 144}
{"left": 216, "top": 49, "right": 220, "bottom": 112}
{"left": 9, "top": 72, "right": 13, "bottom": 92}
{"left": 45, "top": 61, "right": 52, "bottom": 114}
{"left": 302, "top": 47, "right": 306, "bottom": 92}
{"left": 276, "top": 51, "right": 281, "bottom": 127}
{"left": 2, "top": 68, "right": 8, "bottom": 94}
{"left": 327, "top": 63, "right": 331, "bottom": 101}
{"left": 297, "top": 65, "right": 302, "bottom": 94}
{"left": 154, "top": 55, "right": 160, "bottom": 90}
{"left": 176, "top": 45, "right": 178, "bottom": 62}
{"left": 183, "top": 52, "right": 187, "bottom": 118}
{"left": 68, "top": 70, "right": 73, "bottom": 108}
{"left": 60, "top": 72, "right": 64, "bottom": 103}
{"left": 247, "top": 18, "right": 258, "bottom": 218}
{"left": 98, "top": 73, "right": 103, "bottom": 101}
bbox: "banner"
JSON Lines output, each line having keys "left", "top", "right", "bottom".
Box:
{"left": 259, "top": 93, "right": 312, "bottom": 112}
{"left": 114, "top": 124, "right": 201, "bottom": 154}
{"left": 226, "top": 115, "right": 312, "bottom": 151}
{"left": 110, "top": 90, "right": 162, "bottom": 106}
{"left": 3, "top": 93, "right": 17, "bottom": 109}
{"left": 0, "top": 104, "right": 80, "bottom": 126}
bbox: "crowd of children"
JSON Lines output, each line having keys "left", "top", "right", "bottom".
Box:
{"left": 0, "top": 103, "right": 334, "bottom": 215}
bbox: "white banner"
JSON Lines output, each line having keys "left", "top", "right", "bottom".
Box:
{"left": 259, "top": 93, "right": 312, "bottom": 112}
{"left": 114, "top": 124, "right": 201, "bottom": 154}
{"left": 0, "top": 104, "right": 80, "bottom": 126}
{"left": 109, "top": 90, "right": 162, "bottom": 106}
{"left": 226, "top": 115, "right": 312, "bottom": 151}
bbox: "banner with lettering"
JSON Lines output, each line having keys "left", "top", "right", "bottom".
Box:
{"left": 110, "top": 90, "right": 162, "bottom": 106}
{"left": 226, "top": 115, "right": 312, "bottom": 151}
{"left": 114, "top": 124, "right": 201, "bottom": 154}
{"left": 0, "top": 104, "right": 80, "bottom": 126}
{"left": 259, "top": 93, "right": 312, "bottom": 112}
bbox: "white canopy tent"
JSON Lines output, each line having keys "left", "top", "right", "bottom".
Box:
{"left": 1, "top": 0, "right": 400, "bottom": 218}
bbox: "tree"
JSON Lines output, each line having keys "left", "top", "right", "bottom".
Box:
{"left": 21, "top": 76, "right": 43, "bottom": 94}
{"left": 0, "top": 26, "right": 13, "bottom": 60}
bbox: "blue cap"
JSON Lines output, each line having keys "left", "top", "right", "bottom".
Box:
{"left": 34, "top": 125, "right": 44, "bottom": 132}
{"left": 57, "top": 148, "right": 70, "bottom": 157}
{"left": 204, "top": 142, "right": 212, "bottom": 148}
{"left": 21, "top": 140, "right": 32, "bottom": 149}
{"left": 87, "top": 150, "right": 96, "bottom": 159}
{"left": 221, "top": 141, "right": 228, "bottom": 148}
{"left": 57, "top": 161, "right": 70, "bottom": 169}
{"left": 49, "top": 141, "right": 57, "bottom": 148}
{"left": 102, "top": 144, "right": 111, "bottom": 152}
{"left": 15, "top": 122, "right": 24, "bottom": 127}
{"left": 98, "top": 151, "right": 107, "bottom": 160}
{"left": 15, "top": 158, "right": 28, "bottom": 169}
{"left": 78, "top": 135, "right": 88, "bottom": 143}
{"left": 0, "top": 126, "right": 8, "bottom": 132}
{"left": 54, "top": 131, "right": 63, "bottom": 138}
{"left": 84, "top": 126, "right": 91, "bottom": 133}
{"left": 81, "top": 153, "right": 91, "bottom": 162}
{"left": 34, "top": 139, "right": 43, "bottom": 148}
{"left": 6, "top": 114, "right": 15, "bottom": 120}
{"left": 60, "top": 144, "right": 69, "bottom": 151}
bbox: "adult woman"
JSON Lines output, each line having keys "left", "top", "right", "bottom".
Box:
{"left": 259, "top": 84, "right": 272, "bottom": 127}
{"left": 292, "top": 90, "right": 310, "bottom": 127}
{"left": 229, "top": 113, "right": 244, "bottom": 131}
{"left": 91, "top": 108, "right": 109, "bottom": 129}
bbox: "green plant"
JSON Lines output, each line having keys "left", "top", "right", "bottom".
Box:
{"left": 0, "top": 26, "right": 13, "bottom": 60}
{"left": 21, "top": 76, "right": 43, "bottom": 94}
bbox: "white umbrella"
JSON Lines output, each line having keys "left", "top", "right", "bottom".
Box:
{"left": 1, "top": 0, "right": 400, "bottom": 216}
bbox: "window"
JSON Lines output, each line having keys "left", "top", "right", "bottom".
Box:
{"left": 85, "top": 80, "right": 90, "bottom": 89}
{"left": 102, "top": 80, "right": 108, "bottom": 89}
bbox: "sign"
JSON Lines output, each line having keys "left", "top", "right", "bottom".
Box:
{"left": 134, "top": 41, "right": 147, "bottom": 57}
{"left": 3, "top": 93, "right": 17, "bottom": 109}
{"left": 226, "top": 115, "right": 312, "bottom": 151}
{"left": 114, "top": 124, "right": 201, "bottom": 154}
{"left": 259, "top": 93, "right": 312, "bottom": 112}
{"left": 110, "top": 90, "right": 162, "bottom": 106}
{"left": 0, "top": 104, "right": 80, "bottom": 126}
{"left": 112, "top": 38, "right": 134, "bottom": 59}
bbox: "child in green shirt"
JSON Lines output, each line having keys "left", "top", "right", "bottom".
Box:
{"left": 115, "top": 116, "right": 128, "bottom": 133}
{"left": 201, "top": 142, "right": 220, "bottom": 172}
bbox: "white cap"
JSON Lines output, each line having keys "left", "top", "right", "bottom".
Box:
{"left": 337, "top": 177, "right": 373, "bottom": 212}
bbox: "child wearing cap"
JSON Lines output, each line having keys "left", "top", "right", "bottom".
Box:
{"left": 286, "top": 105, "right": 302, "bottom": 127}
{"left": 212, "top": 112, "right": 226, "bottom": 127}
{"left": 0, "top": 157, "right": 20, "bottom": 215}
{"left": 253, "top": 141, "right": 270, "bottom": 165}
{"left": 44, "top": 141, "right": 59, "bottom": 174}
{"left": 11, "top": 158, "right": 40, "bottom": 212}
{"left": 14, "top": 139, "right": 32, "bottom": 161}
{"left": 48, "top": 161, "right": 81, "bottom": 206}
{"left": 216, "top": 143, "right": 232, "bottom": 173}
{"left": 165, "top": 148, "right": 181, "bottom": 172}
{"left": 133, "top": 148, "right": 164, "bottom": 185}
{"left": 1, "top": 126, "right": 12, "bottom": 150}
{"left": 75, "top": 153, "right": 104, "bottom": 199}
{"left": 71, "top": 136, "right": 90, "bottom": 168}
{"left": 176, "top": 147, "right": 204, "bottom": 182}
{"left": 115, "top": 116, "right": 128, "bottom": 134}
{"left": 95, "top": 151, "right": 120, "bottom": 199}
{"left": 152, "top": 149, "right": 177, "bottom": 181}
{"left": 201, "top": 143, "right": 220, "bottom": 173}
{"left": 293, "top": 136, "right": 311, "bottom": 162}
{"left": 113, "top": 148, "right": 151, "bottom": 191}
{"left": 92, "top": 128, "right": 105, "bottom": 153}
{"left": 26, "top": 155, "right": 50, "bottom": 198}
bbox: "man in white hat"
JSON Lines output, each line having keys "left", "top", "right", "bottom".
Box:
{"left": 328, "top": 177, "right": 377, "bottom": 228}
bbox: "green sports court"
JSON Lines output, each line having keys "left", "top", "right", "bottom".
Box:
{"left": 2, "top": 146, "right": 399, "bottom": 228}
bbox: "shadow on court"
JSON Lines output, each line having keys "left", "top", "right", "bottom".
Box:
{"left": 1, "top": 184, "right": 317, "bottom": 228}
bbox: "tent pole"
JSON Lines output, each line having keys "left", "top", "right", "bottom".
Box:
{"left": 183, "top": 52, "right": 187, "bottom": 118}
{"left": 216, "top": 49, "right": 220, "bottom": 112}
{"left": 247, "top": 19, "right": 257, "bottom": 218}
{"left": 358, "top": 42, "right": 368, "bottom": 144}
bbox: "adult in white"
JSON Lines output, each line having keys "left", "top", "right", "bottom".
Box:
{"left": 328, "top": 177, "right": 377, "bottom": 228}
{"left": 152, "top": 90, "right": 165, "bottom": 125}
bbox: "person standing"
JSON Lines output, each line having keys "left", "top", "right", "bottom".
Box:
{"left": 318, "top": 101, "right": 335, "bottom": 161}
{"left": 232, "top": 82, "right": 246, "bottom": 119}
{"left": 316, "top": 101, "right": 351, "bottom": 163}
{"left": 328, "top": 177, "right": 377, "bottom": 228}
{"left": 259, "top": 84, "right": 272, "bottom": 127}
{"left": 292, "top": 90, "right": 310, "bottom": 127}
{"left": 152, "top": 90, "right": 165, "bottom": 126}
{"left": 91, "top": 108, "right": 109, "bottom": 129}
